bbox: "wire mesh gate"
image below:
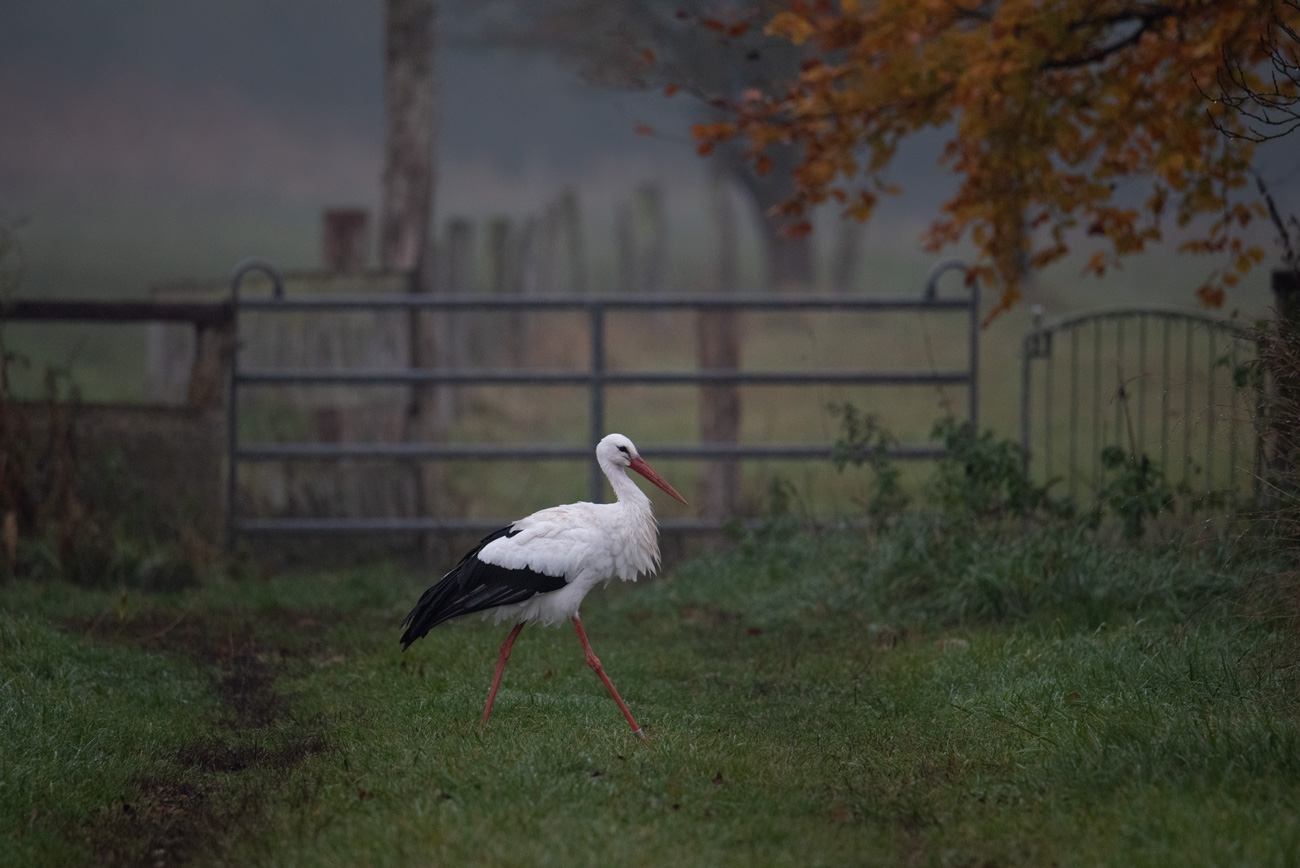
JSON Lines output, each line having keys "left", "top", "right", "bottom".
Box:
{"left": 225, "top": 260, "right": 980, "bottom": 545}
{"left": 1020, "top": 304, "right": 1263, "bottom": 507}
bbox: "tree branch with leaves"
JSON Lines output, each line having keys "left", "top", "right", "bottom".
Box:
{"left": 690, "top": 0, "right": 1285, "bottom": 318}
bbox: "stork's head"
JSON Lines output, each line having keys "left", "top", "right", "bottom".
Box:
{"left": 597, "top": 433, "right": 688, "bottom": 504}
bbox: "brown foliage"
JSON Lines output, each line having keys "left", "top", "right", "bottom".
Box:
{"left": 690, "top": 0, "right": 1287, "bottom": 317}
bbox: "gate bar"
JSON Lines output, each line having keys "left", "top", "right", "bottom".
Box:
{"left": 232, "top": 369, "right": 973, "bottom": 386}
{"left": 233, "top": 443, "right": 951, "bottom": 462}
{"left": 233, "top": 293, "right": 973, "bottom": 312}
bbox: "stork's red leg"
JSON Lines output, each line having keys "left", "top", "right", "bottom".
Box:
{"left": 572, "top": 616, "right": 645, "bottom": 740}
{"left": 480, "top": 622, "right": 525, "bottom": 733}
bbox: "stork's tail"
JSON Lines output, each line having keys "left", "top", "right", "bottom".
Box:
{"left": 399, "top": 580, "right": 458, "bottom": 650}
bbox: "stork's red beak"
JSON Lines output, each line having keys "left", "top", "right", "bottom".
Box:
{"left": 628, "top": 456, "right": 689, "bottom": 504}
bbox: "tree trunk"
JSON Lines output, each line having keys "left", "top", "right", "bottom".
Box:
{"left": 380, "top": 0, "right": 437, "bottom": 272}
{"left": 698, "top": 172, "right": 741, "bottom": 516}
{"left": 722, "top": 140, "right": 815, "bottom": 293}
{"left": 382, "top": 0, "right": 439, "bottom": 550}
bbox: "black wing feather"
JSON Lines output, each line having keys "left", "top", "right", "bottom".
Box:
{"left": 399, "top": 526, "right": 567, "bottom": 649}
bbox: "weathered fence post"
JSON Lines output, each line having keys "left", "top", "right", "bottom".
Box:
{"left": 615, "top": 204, "right": 636, "bottom": 294}
{"left": 322, "top": 208, "right": 370, "bottom": 273}
{"left": 1271, "top": 269, "right": 1300, "bottom": 492}
{"left": 406, "top": 248, "right": 445, "bottom": 539}
{"left": 559, "top": 187, "right": 587, "bottom": 295}
{"left": 516, "top": 216, "right": 540, "bottom": 364}
{"left": 832, "top": 221, "right": 861, "bottom": 293}
{"left": 487, "top": 217, "right": 512, "bottom": 297}
{"left": 637, "top": 183, "right": 667, "bottom": 297}
{"left": 443, "top": 218, "right": 475, "bottom": 414}
{"left": 186, "top": 321, "right": 234, "bottom": 410}
{"left": 486, "top": 217, "right": 524, "bottom": 366}
{"left": 698, "top": 173, "right": 741, "bottom": 516}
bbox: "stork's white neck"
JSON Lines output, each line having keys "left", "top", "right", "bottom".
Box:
{"left": 599, "top": 455, "right": 654, "bottom": 513}
{"left": 596, "top": 452, "right": 661, "bottom": 579}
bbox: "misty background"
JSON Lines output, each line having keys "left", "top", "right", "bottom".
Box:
{"left": 2, "top": 1, "right": 1296, "bottom": 322}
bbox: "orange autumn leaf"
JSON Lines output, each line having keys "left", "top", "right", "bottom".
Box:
{"left": 1198, "top": 285, "right": 1226, "bottom": 307}
{"left": 634, "top": 125, "right": 655, "bottom": 136}
{"left": 691, "top": 122, "right": 736, "bottom": 141}
{"left": 766, "top": 11, "right": 815, "bottom": 45}
{"left": 664, "top": 84, "right": 679, "bottom": 97}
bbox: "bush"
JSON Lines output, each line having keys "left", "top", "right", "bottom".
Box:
{"left": 928, "top": 417, "right": 1060, "bottom": 520}
{"left": 0, "top": 227, "right": 213, "bottom": 589}
{"left": 828, "top": 402, "right": 909, "bottom": 518}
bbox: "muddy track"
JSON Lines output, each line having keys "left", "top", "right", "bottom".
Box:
{"left": 73, "top": 610, "right": 336, "bottom": 867}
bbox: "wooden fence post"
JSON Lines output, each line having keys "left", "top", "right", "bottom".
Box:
{"left": 698, "top": 173, "right": 741, "bottom": 516}
{"left": 515, "top": 217, "right": 539, "bottom": 365}
{"left": 560, "top": 187, "right": 587, "bottom": 294}
{"left": 405, "top": 248, "right": 445, "bottom": 538}
{"left": 615, "top": 204, "right": 636, "bottom": 294}
{"left": 487, "top": 217, "right": 512, "bottom": 296}
{"left": 637, "top": 183, "right": 667, "bottom": 296}
{"left": 1271, "top": 269, "right": 1300, "bottom": 493}
{"left": 186, "top": 321, "right": 234, "bottom": 410}
{"left": 322, "top": 208, "right": 370, "bottom": 272}
{"left": 443, "top": 218, "right": 475, "bottom": 402}
{"left": 832, "top": 221, "right": 861, "bottom": 293}
{"left": 486, "top": 217, "right": 524, "bottom": 366}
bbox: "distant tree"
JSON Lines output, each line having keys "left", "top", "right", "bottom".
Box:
{"left": 487, "top": 1, "right": 822, "bottom": 291}
{"left": 689, "top": 0, "right": 1288, "bottom": 318}
{"left": 381, "top": 0, "right": 438, "bottom": 272}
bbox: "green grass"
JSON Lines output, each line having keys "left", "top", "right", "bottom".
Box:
{"left": 3, "top": 520, "right": 1299, "bottom": 866}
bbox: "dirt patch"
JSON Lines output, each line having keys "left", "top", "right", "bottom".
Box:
{"left": 176, "top": 734, "right": 330, "bottom": 775}
{"left": 71, "top": 607, "right": 338, "bottom": 867}
{"left": 215, "top": 647, "right": 282, "bottom": 729}
{"left": 89, "top": 779, "right": 221, "bottom": 868}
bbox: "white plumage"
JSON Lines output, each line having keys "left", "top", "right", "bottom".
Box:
{"left": 399, "top": 433, "right": 687, "bottom": 738}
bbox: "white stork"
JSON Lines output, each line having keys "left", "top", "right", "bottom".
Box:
{"left": 400, "top": 433, "right": 687, "bottom": 739}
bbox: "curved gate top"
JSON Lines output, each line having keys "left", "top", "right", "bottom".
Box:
{"left": 1020, "top": 304, "right": 1263, "bottom": 508}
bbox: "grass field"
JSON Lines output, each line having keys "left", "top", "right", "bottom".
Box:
{"left": 4, "top": 515, "right": 1299, "bottom": 867}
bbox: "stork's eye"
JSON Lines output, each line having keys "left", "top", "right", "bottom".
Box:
{"left": 617, "top": 445, "right": 630, "bottom": 456}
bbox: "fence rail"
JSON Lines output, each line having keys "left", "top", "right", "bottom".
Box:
{"left": 227, "top": 259, "right": 980, "bottom": 543}
{"left": 235, "top": 369, "right": 973, "bottom": 387}
{"left": 0, "top": 298, "right": 232, "bottom": 325}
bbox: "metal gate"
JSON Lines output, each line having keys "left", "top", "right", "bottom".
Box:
{"left": 1020, "top": 304, "right": 1263, "bottom": 507}
{"left": 226, "top": 260, "right": 980, "bottom": 544}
